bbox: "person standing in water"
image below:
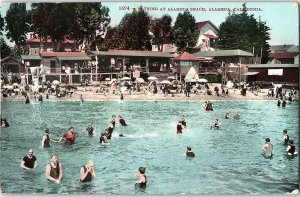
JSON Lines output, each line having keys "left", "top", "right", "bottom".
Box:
{"left": 176, "top": 121, "right": 184, "bottom": 134}
{"left": 45, "top": 154, "right": 62, "bottom": 184}
{"left": 80, "top": 94, "right": 84, "bottom": 104}
{"left": 261, "top": 138, "right": 273, "bottom": 157}
{"left": 41, "top": 128, "right": 59, "bottom": 148}
{"left": 282, "top": 129, "right": 289, "bottom": 145}
{"left": 186, "top": 146, "right": 195, "bottom": 157}
{"left": 81, "top": 123, "right": 95, "bottom": 136}
{"left": 119, "top": 116, "right": 127, "bottom": 126}
{"left": 80, "top": 160, "right": 96, "bottom": 183}
{"left": 135, "top": 167, "right": 147, "bottom": 189}
{"left": 181, "top": 115, "right": 187, "bottom": 127}
{"left": 58, "top": 127, "right": 76, "bottom": 145}
{"left": 20, "top": 148, "right": 37, "bottom": 170}
{"left": 286, "top": 140, "right": 296, "bottom": 156}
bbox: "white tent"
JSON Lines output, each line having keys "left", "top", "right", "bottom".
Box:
{"left": 184, "top": 67, "right": 199, "bottom": 82}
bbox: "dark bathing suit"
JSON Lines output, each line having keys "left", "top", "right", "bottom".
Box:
{"left": 86, "top": 127, "right": 94, "bottom": 135}
{"left": 44, "top": 135, "right": 50, "bottom": 148}
{"left": 23, "top": 155, "right": 37, "bottom": 168}
{"left": 177, "top": 124, "right": 182, "bottom": 134}
{"left": 81, "top": 166, "right": 92, "bottom": 182}
{"left": 135, "top": 175, "right": 147, "bottom": 189}
{"left": 49, "top": 163, "right": 60, "bottom": 179}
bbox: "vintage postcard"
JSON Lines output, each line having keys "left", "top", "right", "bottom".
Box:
{"left": 0, "top": 1, "right": 299, "bottom": 195}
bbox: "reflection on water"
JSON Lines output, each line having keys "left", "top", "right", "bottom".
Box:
{"left": 0, "top": 100, "right": 298, "bottom": 194}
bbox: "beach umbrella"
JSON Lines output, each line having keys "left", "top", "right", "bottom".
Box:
{"left": 148, "top": 76, "right": 158, "bottom": 81}
{"left": 198, "top": 78, "right": 208, "bottom": 83}
{"left": 121, "top": 81, "right": 132, "bottom": 86}
{"left": 105, "top": 78, "right": 110, "bottom": 81}
{"left": 189, "top": 79, "right": 197, "bottom": 83}
{"left": 160, "top": 80, "right": 172, "bottom": 85}
{"left": 52, "top": 80, "right": 60, "bottom": 85}
{"left": 167, "top": 76, "right": 176, "bottom": 80}
{"left": 121, "top": 77, "right": 131, "bottom": 81}
{"left": 109, "top": 78, "right": 117, "bottom": 85}
{"left": 136, "top": 78, "right": 145, "bottom": 83}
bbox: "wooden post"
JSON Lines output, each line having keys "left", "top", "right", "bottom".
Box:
{"left": 146, "top": 58, "right": 149, "bottom": 74}
{"left": 221, "top": 60, "right": 224, "bottom": 90}
{"left": 239, "top": 57, "right": 242, "bottom": 83}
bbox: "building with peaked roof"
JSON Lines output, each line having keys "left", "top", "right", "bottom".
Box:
{"left": 246, "top": 64, "right": 299, "bottom": 84}
{"left": 269, "top": 44, "right": 299, "bottom": 64}
{"left": 173, "top": 52, "right": 199, "bottom": 81}
{"left": 195, "top": 20, "right": 219, "bottom": 52}
{"left": 1, "top": 56, "right": 26, "bottom": 84}
{"left": 26, "top": 33, "right": 77, "bottom": 55}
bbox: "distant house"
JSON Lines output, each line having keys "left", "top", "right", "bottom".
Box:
{"left": 26, "top": 33, "right": 77, "bottom": 55}
{"left": 152, "top": 43, "right": 177, "bottom": 54}
{"left": 269, "top": 44, "right": 299, "bottom": 64}
{"left": 194, "top": 20, "right": 219, "bottom": 52}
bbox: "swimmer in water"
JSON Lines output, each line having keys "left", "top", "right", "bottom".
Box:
{"left": 286, "top": 140, "right": 296, "bottom": 156}
{"left": 261, "top": 138, "right": 273, "bottom": 157}
{"left": 233, "top": 114, "right": 240, "bottom": 120}
{"left": 100, "top": 129, "right": 109, "bottom": 144}
{"left": 176, "top": 121, "right": 184, "bottom": 134}
{"left": 81, "top": 122, "right": 95, "bottom": 136}
{"left": 41, "top": 129, "right": 59, "bottom": 148}
{"left": 134, "top": 167, "right": 147, "bottom": 189}
{"left": 20, "top": 148, "right": 37, "bottom": 170}
{"left": 181, "top": 115, "right": 187, "bottom": 127}
{"left": 224, "top": 113, "right": 231, "bottom": 119}
{"left": 282, "top": 129, "right": 289, "bottom": 145}
{"left": 80, "top": 94, "right": 84, "bottom": 104}
{"left": 186, "top": 146, "right": 195, "bottom": 157}
{"left": 80, "top": 160, "right": 96, "bottom": 183}
{"left": 45, "top": 154, "right": 62, "bottom": 184}
{"left": 58, "top": 127, "right": 76, "bottom": 145}
{"left": 119, "top": 116, "right": 127, "bottom": 126}
{"left": 211, "top": 119, "right": 221, "bottom": 129}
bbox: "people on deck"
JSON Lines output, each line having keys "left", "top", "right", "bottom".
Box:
{"left": 181, "top": 115, "right": 187, "bottom": 127}
{"left": 186, "top": 146, "right": 195, "bottom": 157}
{"left": 261, "top": 138, "right": 273, "bottom": 157}
{"left": 135, "top": 167, "right": 147, "bottom": 189}
{"left": 45, "top": 154, "right": 62, "bottom": 184}
{"left": 58, "top": 127, "right": 76, "bottom": 145}
{"left": 20, "top": 148, "right": 37, "bottom": 170}
{"left": 286, "top": 140, "right": 296, "bottom": 156}
{"left": 176, "top": 121, "right": 184, "bottom": 134}
{"left": 282, "top": 129, "right": 289, "bottom": 145}
{"left": 41, "top": 128, "right": 58, "bottom": 148}
{"left": 81, "top": 123, "right": 95, "bottom": 136}
{"left": 80, "top": 160, "right": 96, "bottom": 183}
{"left": 119, "top": 116, "right": 127, "bottom": 126}
{"left": 211, "top": 119, "right": 221, "bottom": 129}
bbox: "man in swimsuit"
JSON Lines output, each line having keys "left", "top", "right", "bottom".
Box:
{"left": 100, "top": 130, "right": 109, "bottom": 144}
{"left": 135, "top": 167, "right": 147, "bottom": 189}
{"left": 80, "top": 160, "right": 96, "bottom": 182}
{"left": 41, "top": 129, "right": 58, "bottom": 148}
{"left": 81, "top": 123, "right": 95, "bottom": 136}
{"left": 45, "top": 154, "right": 62, "bottom": 184}
{"left": 282, "top": 129, "right": 289, "bottom": 145}
{"left": 58, "top": 127, "right": 76, "bottom": 145}
{"left": 286, "top": 140, "right": 296, "bottom": 156}
{"left": 107, "top": 121, "right": 114, "bottom": 140}
{"left": 211, "top": 119, "right": 221, "bottom": 129}
{"left": 176, "top": 121, "right": 184, "bottom": 134}
{"left": 181, "top": 115, "right": 187, "bottom": 127}
{"left": 111, "top": 115, "right": 116, "bottom": 128}
{"left": 186, "top": 146, "right": 196, "bottom": 157}
{"left": 20, "top": 148, "right": 37, "bottom": 170}
{"left": 261, "top": 138, "right": 273, "bottom": 157}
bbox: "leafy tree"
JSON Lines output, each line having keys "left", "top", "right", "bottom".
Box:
{"left": 216, "top": 3, "right": 270, "bottom": 63}
{"left": 0, "top": 37, "right": 12, "bottom": 59}
{"left": 102, "top": 7, "right": 152, "bottom": 50}
{"left": 173, "top": 11, "right": 199, "bottom": 53}
{"left": 150, "top": 14, "right": 173, "bottom": 51}
{"left": 0, "top": 13, "right": 4, "bottom": 36}
{"left": 5, "top": 3, "right": 30, "bottom": 47}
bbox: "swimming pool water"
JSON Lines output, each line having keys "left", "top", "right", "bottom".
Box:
{"left": 0, "top": 100, "right": 298, "bottom": 194}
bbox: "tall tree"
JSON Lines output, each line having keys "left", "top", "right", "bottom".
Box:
{"left": 102, "top": 7, "right": 152, "bottom": 50}
{"left": 150, "top": 14, "right": 173, "bottom": 51}
{"left": 216, "top": 3, "right": 270, "bottom": 63}
{"left": 5, "top": 3, "right": 30, "bottom": 47}
{"left": 0, "top": 13, "right": 4, "bottom": 36}
{"left": 0, "top": 37, "right": 12, "bottom": 59}
{"left": 173, "top": 11, "right": 199, "bottom": 53}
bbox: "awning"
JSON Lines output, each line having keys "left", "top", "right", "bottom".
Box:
{"left": 21, "top": 55, "right": 41, "bottom": 60}
{"left": 243, "top": 72, "right": 259, "bottom": 76}
{"left": 57, "top": 56, "right": 91, "bottom": 61}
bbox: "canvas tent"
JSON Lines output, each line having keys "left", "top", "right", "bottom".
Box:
{"left": 184, "top": 66, "right": 199, "bottom": 82}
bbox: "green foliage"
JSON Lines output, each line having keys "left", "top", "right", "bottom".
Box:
{"left": 0, "top": 37, "right": 12, "bottom": 59}
{"left": 216, "top": 3, "right": 270, "bottom": 63}
{"left": 5, "top": 3, "right": 30, "bottom": 46}
{"left": 30, "top": 3, "right": 110, "bottom": 51}
{"left": 101, "top": 7, "right": 152, "bottom": 50}
{"left": 203, "top": 75, "right": 221, "bottom": 83}
{"left": 0, "top": 13, "right": 4, "bottom": 35}
{"left": 173, "top": 11, "right": 199, "bottom": 53}
{"left": 150, "top": 14, "right": 173, "bottom": 51}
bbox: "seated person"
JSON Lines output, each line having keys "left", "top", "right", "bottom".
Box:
{"left": 261, "top": 138, "right": 273, "bottom": 157}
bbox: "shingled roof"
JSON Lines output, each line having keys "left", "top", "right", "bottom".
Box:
{"left": 173, "top": 52, "right": 199, "bottom": 61}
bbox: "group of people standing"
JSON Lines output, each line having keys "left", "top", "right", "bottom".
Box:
{"left": 261, "top": 129, "right": 297, "bottom": 158}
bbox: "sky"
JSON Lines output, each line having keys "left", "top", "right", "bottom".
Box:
{"left": 0, "top": 1, "right": 299, "bottom": 46}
